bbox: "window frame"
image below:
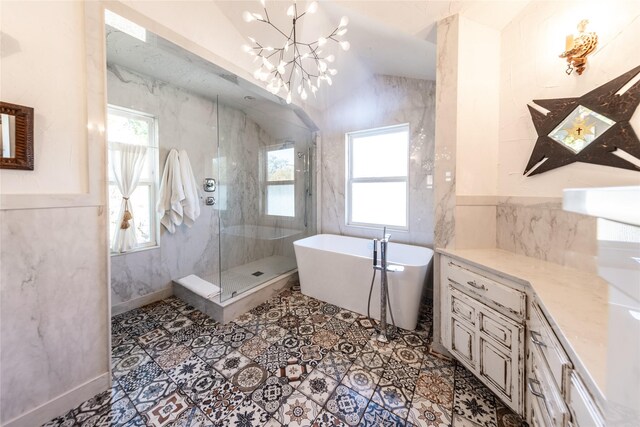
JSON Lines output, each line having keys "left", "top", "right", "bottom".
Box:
{"left": 263, "top": 142, "right": 296, "bottom": 219}
{"left": 345, "top": 123, "right": 410, "bottom": 231}
{"left": 107, "top": 105, "right": 160, "bottom": 255}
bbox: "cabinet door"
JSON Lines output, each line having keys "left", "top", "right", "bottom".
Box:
{"left": 451, "top": 318, "right": 476, "bottom": 369}
{"left": 478, "top": 305, "right": 524, "bottom": 415}
{"left": 479, "top": 337, "right": 512, "bottom": 399}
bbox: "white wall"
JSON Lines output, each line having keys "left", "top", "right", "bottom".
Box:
{"left": 499, "top": 0, "right": 640, "bottom": 197}
{"left": 456, "top": 16, "right": 500, "bottom": 197}
{"left": 0, "top": 1, "right": 88, "bottom": 195}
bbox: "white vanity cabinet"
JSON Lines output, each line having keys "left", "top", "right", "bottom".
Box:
{"left": 439, "top": 252, "right": 606, "bottom": 426}
{"left": 527, "top": 301, "right": 604, "bottom": 427}
{"left": 441, "top": 256, "right": 526, "bottom": 415}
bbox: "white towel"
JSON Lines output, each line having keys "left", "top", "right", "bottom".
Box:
{"left": 178, "top": 149, "right": 201, "bottom": 227}
{"left": 157, "top": 149, "right": 184, "bottom": 234}
{"left": 175, "top": 274, "right": 220, "bottom": 299}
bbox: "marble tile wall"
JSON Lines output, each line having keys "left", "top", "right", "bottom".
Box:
{"left": 0, "top": 206, "right": 109, "bottom": 424}
{"left": 107, "top": 65, "right": 219, "bottom": 307}
{"left": 433, "top": 15, "right": 459, "bottom": 251}
{"left": 320, "top": 74, "right": 436, "bottom": 247}
{"left": 496, "top": 198, "right": 598, "bottom": 273}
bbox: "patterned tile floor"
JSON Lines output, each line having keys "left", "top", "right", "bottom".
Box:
{"left": 44, "top": 284, "right": 525, "bottom": 427}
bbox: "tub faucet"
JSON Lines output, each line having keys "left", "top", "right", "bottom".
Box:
{"left": 372, "top": 228, "right": 404, "bottom": 343}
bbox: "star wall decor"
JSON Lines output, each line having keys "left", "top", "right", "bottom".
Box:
{"left": 525, "top": 65, "right": 640, "bottom": 176}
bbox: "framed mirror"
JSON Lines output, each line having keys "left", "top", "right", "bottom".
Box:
{"left": 0, "top": 101, "right": 34, "bottom": 170}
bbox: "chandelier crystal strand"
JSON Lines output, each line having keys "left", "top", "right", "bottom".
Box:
{"left": 242, "top": 0, "right": 349, "bottom": 104}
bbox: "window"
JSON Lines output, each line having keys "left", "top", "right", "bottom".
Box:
{"left": 346, "top": 124, "right": 409, "bottom": 229}
{"left": 107, "top": 105, "right": 159, "bottom": 251}
{"left": 265, "top": 145, "right": 295, "bottom": 217}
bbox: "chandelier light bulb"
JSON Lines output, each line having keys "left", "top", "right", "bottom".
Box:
{"left": 326, "top": 76, "right": 333, "bottom": 86}
{"left": 252, "top": 12, "right": 264, "bottom": 21}
{"left": 253, "top": 69, "right": 262, "bottom": 80}
{"left": 325, "top": 54, "right": 335, "bottom": 62}
{"left": 318, "top": 61, "right": 327, "bottom": 72}
{"left": 286, "top": 92, "right": 292, "bottom": 104}
{"left": 262, "top": 57, "right": 274, "bottom": 70}
{"left": 307, "top": 2, "right": 318, "bottom": 14}
{"left": 301, "top": 88, "right": 308, "bottom": 100}
{"left": 242, "top": 44, "right": 252, "bottom": 53}
{"left": 277, "top": 62, "right": 286, "bottom": 74}
{"left": 340, "top": 41, "right": 350, "bottom": 51}
{"left": 329, "top": 68, "right": 337, "bottom": 75}
{"left": 317, "top": 37, "right": 327, "bottom": 47}
{"left": 260, "top": 0, "right": 266, "bottom": 7}
{"left": 243, "top": 11, "right": 255, "bottom": 22}
{"left": 248, "top": 36, "right": 256, "bottom": 43}
{"left": 339, "top": 16, "right": 349, "bottom": 27}
{"left": 287, "top": 5, "right": 295, "bottom": 16}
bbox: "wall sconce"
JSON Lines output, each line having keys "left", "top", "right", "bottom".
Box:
{"left": 559, "top": 19, "right": 598, "bottom": 75}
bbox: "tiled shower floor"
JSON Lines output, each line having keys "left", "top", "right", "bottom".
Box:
{"left": 44, "top": 284, "right": 525, "bottom": 427}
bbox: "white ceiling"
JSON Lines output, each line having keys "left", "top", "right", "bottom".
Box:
{"left": 106, "top": 1, "right": 531, "bottom": 122}
{"left": 214, "top": 0, "right": 530, "bottom": 110}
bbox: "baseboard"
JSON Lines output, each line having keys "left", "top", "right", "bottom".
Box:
{"left": 111, "top": 286, "right": 173, "bottom": 316}
{"left": 2, "top": 373, "right": 110, "bottom": 427}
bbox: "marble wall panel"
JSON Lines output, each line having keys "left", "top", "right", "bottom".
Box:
{"left": 0, "top": 206, "right": 109, "bottom": 423}
{"left": 320, "top": 74, "right": 436, "bottom": 247}
{"left": 107, "top": 65, "right": 219, "bottom": 307}
{"left": 433, "top": 16, "right": 459, "bottom": 250}
{"left": 496, "top": 199, "right": 598, "bottom": 273}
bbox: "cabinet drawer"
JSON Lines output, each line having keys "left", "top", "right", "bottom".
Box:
{"left": 568, "top": 372, "right": 604, "bottom": 427}
{"left": 444, "top": 258, "right": 526, "bottom": 319}
{"left": 451, "top": 288, "right": 476, "bottom": 325}
{"left": 480, "top": 310, "right": 513, "bottom": 350}
{"left": 530, "top": 303, "right": 572, "bottom": 392}
{"left": 530, "top": 392, "right": 554, "bottom": 427}
{"left": 529, "top": 344, "right": 569, "bottom": 427}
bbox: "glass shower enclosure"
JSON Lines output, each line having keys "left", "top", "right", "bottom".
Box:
{"left": 215, "top": 102, "right": 316, "bottom": 302}
{"left": 103, "top": 9, "right": 316, "bottom": 305}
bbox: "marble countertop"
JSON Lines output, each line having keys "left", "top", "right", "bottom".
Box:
{"left": 436, "top": 247, "right": 608, "bottom": 404}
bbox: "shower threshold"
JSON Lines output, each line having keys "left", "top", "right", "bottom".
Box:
{"left": 172, "top": 255, "right": 298, "bottom": 323}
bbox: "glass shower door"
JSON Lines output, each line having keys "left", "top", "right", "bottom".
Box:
{"left": 216, "top": 102, "right": 316, "bottom": 302}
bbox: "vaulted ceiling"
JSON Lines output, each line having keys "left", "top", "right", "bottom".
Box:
{"left": 214, "top": 1, "right": 529, "bottom": 109}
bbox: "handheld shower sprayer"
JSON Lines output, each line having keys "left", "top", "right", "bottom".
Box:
{"left": 372, "top": 239, "right": 378, "bottom": 267}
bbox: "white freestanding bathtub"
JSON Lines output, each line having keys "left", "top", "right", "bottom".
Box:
{"left": 293, "top": 234, "right": 433, "bottom": 330}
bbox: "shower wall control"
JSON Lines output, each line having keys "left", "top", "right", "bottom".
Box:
{"left": 205, "top": 196, "right": 215, "bottom": 206}
{"left": 203, "top": 178, "right": 216, "bottom": 192}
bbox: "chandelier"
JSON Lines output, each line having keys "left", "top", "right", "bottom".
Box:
{"left": 242, "top": 0, "right": 349, "bottom": 103}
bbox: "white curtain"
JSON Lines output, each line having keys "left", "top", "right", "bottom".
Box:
{"left": 110, "top": 141, "right": 148, "bottom": 253}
